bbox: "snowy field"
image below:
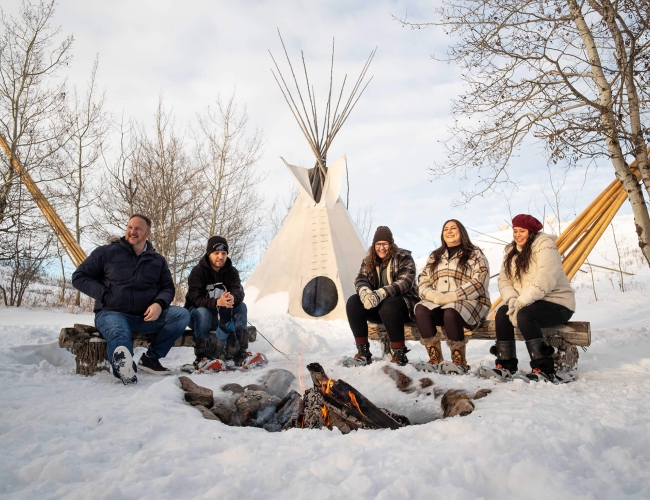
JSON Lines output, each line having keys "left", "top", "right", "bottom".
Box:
{"left": 1, "top": 214, "right": 650, "bottom": 499}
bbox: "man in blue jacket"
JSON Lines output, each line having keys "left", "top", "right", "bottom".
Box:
{"left": 72, "top": 214, "right": 190, "bottom": 385}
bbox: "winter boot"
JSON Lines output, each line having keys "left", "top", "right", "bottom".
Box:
{"left": 353, "top": 342, "right": 373, "bottom": 366}
{"left": 390, "top": 347, "right": 409, "bottom": 366}
{"left": 525, "top": 338, "right": 556, "bottom": 382}
{"left": 421, "top": 334, "right": 444, "bottom": 366}
{"left": 231, "top": 329, "right": 250, "bottom": 366}
{"left": 137, "top": 352, "right": 172, "bottom": 376}
{"left": 193, "top": 335, "right": 221, "bottom": 364}
{"left": 438, "top": 340, "right": 470, "bottom": 374}
{"left": 479, "top": 341, "right": 518, "bottom": 381}
{"left": 112, "top": 346, "right": 137, "bottom": 385}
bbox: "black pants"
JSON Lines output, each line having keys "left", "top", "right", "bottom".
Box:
{"left": 346, "top": 294, "right": 410, "bottom": 344}
{"left": 414, "top": 304, "right": 469, "bottom": 341}
{"left": 495, "top": 300, "right": 573, "bottom": 341}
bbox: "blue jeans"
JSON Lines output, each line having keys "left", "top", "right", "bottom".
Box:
{"left": 188, "top": 302, "right": 248, "bottom": 340}
{"left": 95, "top": 306, "right": 190, "bottom": 376}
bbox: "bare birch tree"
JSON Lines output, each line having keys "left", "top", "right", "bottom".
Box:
{"left": 194, "top": 92, "right": 264, "bottom": 269}
{"left": 0, "top": 0, "right": 72, "bottom": 305}
{"left": 401, "top": 0, "right": 650, "bottom": 265}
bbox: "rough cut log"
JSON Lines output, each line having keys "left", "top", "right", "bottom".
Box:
{"left": 368, "top": 320, "right": 590, "bottom": 346}
{"left": 59, "top": 324, "right": 257, "bottom": 376}
{"left": 305, "top": 363, "right": 407, "bottom": 432}
{"left": 369, "top": 320, "right": 588, "bottom": 372}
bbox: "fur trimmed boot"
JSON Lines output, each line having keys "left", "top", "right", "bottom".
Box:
{"left": 193, "top": 335, "right": 222, "bottom": 366}
{"left": 525, "top": 338, "right": 556, "bottom": 382}
{"left": 439, "top": 339, "right": 470, "bottom": 374}
{"left": 479, "top": 341, "right": 518, "bottom": 381}
{"left": 421, "top": 334, "right": 444, "bottom": 365}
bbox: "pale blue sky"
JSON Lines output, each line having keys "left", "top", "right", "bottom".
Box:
{"left": 5, "top": 0, "right": 623, "bottom": 258}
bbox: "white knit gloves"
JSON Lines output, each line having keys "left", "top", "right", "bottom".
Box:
{"left": 359, "top": 287, "right": 388, "bottom": 310}
{"left": 506, "top": 297, "right": 524, "bottom": 327}
{"left": 425, "top": 290, "right": 457, "bottom": 305}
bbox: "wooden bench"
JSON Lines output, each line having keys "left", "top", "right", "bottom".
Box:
{"left": 59, "top": 324, "right": 258, "bottom": 376}
{"left": 368, "top": 320, "right": 590, "bottom": 371}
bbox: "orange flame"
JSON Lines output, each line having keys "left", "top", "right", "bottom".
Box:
{"left": 321, "top": 378, "right": 334, "bottom": 394}
{"left": 321, "top": 404, "right": 330, "bottom": 427}
{"left": 349, "top": 391, "right": 366, "bottom": 417}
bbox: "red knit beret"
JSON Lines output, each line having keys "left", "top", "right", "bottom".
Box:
{"left": 512, "top": 214, "right": 543, "bottom": 233}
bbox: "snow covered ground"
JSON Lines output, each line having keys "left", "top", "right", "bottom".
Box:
{"left": 1, "top": 215, "right": 650, "bottom": 499}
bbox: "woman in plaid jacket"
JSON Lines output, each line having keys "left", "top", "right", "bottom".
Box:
{"left": 347, "top": 226, "right": 420, "bottom": 366}
{"left": 415, "top": 219, "right": 491, "bottom": 373}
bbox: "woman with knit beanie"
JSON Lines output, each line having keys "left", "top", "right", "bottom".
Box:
{"left": 481, "top": 214, "right": 575, "bottom": 383}
{"left": 415, "top": 219, "right": 491, "bottom": 374}
{"left": 346, "top": 226, "right": 420, "bottom": 366}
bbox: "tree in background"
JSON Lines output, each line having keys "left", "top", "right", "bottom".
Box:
{"left": 194, "top": 92, "right": 264, "bottom": 271}
{"left": 0, "top": 0, "right": 73, "bottom": 305}
{"left": 401, "top": 0, "right": 650, "bottom": 265}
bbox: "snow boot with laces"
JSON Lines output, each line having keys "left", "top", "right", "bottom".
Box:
{"left": 438, "top": 340, "right": 470, "bottom": 374}
{"left": 390, "top": 347, "right": 409, "bottom": 366}
{"left": 353, "top": 342, "right": 373, "bottom": 366}
{"left": 478, "top": 341, "right": 518, "bottom": 381}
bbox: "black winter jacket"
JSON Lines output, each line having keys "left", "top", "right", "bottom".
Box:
{"left": 72, "top": 238, "right": 175, "bottom": 315}
{"left": 184, "top": 255, "right": 244, "bottom": 310}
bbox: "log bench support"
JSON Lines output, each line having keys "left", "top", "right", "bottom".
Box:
{"left": 368, "top": 320, "right": 590, "bottom": 372}
{"left": 59, "top": 324, "right": 258, "bottom": 376}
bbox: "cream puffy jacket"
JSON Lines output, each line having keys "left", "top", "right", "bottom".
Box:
{"left": 498, "top": 233, "right": 575, "bottom": 311}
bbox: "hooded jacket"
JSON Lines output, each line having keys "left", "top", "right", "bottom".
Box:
{"left": 498, "top": 232, "right": 576, "bottom": 311}
{"left": 71, "top": 237, "right": 175, "bottom": 315}
{"left": 354, "top": 248, "right": 420, "bottom": 320}
{"left": 184, "top": 254, "right": 244, "bottom": 310}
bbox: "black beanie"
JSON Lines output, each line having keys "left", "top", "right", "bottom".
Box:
{"left": 206, "top": 236, "right": 229, "bottom": 254}
{"left": 372, "top": 226, "right": 394, "bottom": 245}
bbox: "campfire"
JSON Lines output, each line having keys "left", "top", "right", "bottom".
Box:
{"left": 180, "top": 364, "right": 490, "bottom": 432}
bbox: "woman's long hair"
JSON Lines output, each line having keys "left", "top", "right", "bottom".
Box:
{"left": 504, "top": 231, "right": 539, "bottom": 281}
{"left": 427, "top": 219, "right": 477, "bottom": 274}
{"left": 363, "top": 242, "right": 398, "bottom": 275}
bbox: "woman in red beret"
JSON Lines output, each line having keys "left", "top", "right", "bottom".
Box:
{"left": 481, "top": 214, "right": 575, "bottom": 382}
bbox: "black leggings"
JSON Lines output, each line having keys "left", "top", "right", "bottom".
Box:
{"left": 495, "top": 300, "right": 574, "bottom": 341}
{"left": 414, "top": 304, "right": 469, "bottom": 341}
{"left": 346, "top": 294, "right": 410, "bottom": 345}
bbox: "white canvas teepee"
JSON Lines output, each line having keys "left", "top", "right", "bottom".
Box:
{"left": 247, "top": 33, "right": 376, "bottom": 319}
{"left": 246, "top": 156, "right": 366, "bottom": 319}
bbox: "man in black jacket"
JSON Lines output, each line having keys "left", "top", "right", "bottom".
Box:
{"left": 184, "top": 236, "right": 248, "bottom": 366}
{"left": 72, "top": 214, "right": 190, "bottom": 385}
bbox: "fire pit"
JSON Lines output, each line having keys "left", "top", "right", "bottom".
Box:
{"left": 180, "top": 364, "right": 490, "bottom": 432}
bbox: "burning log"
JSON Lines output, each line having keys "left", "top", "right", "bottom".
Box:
{"left": 305, "top": 363, "right": 409, "bottom": 433}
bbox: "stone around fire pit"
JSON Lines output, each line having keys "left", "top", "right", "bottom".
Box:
{"left": 179, "top": 376, "right": 214, "bottom": 407}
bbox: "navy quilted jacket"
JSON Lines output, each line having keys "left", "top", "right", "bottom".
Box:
{"left": 72, "top": 237, "right": 175, "bottom": 315}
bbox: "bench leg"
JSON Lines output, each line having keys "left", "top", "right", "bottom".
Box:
{"left": 72, "top": 341, "right": 110, "bottom": 376}
{"left": 546, "top": 337, "right": 579, "bottom": 372}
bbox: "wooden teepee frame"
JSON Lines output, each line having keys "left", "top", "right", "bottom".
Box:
{"left": 0, "top": 133, "right": 87, "bottom": 267}
{"left": 269, "top": 31, "right": 376, "bottom": 202}
{"left": 490, "top": 146, "right": 650, "bottom": 313}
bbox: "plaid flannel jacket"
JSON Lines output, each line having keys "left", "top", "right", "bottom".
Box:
{"left": 417, "top": 248, "right": 491, "bottom": 327}
{"left": 354, "top": 248, "right": 420, "bottom": 320}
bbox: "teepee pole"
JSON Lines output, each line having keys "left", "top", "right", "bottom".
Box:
{"left": 0, "top": 134, "right": 87, "bottom": 267}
